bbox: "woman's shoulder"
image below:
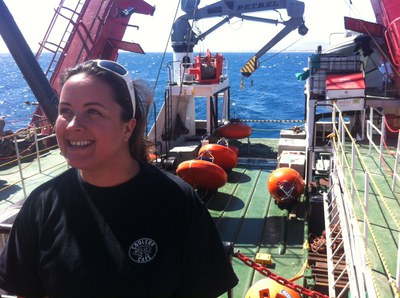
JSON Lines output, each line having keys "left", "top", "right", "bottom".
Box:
{"left": 26, "top": 168, "right": 78, "bottom": 203}
{"left": 32, "top": 168, "right": 77, "bottom": 191}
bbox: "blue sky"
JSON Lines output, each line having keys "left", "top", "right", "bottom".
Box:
{"left": 0, "top": 0, "right": 376, "bottom": 54}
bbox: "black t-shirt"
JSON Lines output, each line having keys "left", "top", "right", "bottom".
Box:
{"left": 0, "top": 163, "right": 238, "bottom": 297}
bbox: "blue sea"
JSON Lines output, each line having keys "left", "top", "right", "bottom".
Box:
{"left": 0, "top": 51, "right": 311, "bottom": 138}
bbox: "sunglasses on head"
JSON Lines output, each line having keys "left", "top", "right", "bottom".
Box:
{"left": 93, "top": 59, "right": 136, "bottom": 118}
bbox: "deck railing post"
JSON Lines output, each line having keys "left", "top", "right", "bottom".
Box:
{"left": 392, "top": 131, "right": 400, "bottom": 192}
{"left": 397, "top": 232, "right": 400, "bottom": 290}
{"left": 368, "top": 107, "right": 373, "bottom": 155}
{"left": 363, "top": 172, "right": 369, "bottom": 250}
{"left": 351, "top": 142, "right": 355, "bottom": 199}
{"left": 379, "top": 117, "right": 386, "bottom": 169}
{"left": 13, "top": 134, "right": 26, "bottom": 199}
{"left": 33, "top": 127, "right": 42, "bottom": 173}
{"left": 338, "top": 111, "right": 345, "bottom": 166}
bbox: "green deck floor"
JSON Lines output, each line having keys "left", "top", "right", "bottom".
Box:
{"left": 340, "top": 141, "right": 400, "bottom": 297}
{"left": 207, "top": 163, "right": 307, "bottom": 298}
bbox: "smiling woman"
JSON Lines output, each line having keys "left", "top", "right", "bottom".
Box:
{"left": 0, "top": 59, "right": 238, "bottom": 297}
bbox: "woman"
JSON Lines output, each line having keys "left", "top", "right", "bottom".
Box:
{"left": 0, "top": 60, "right": 238, "bottom": 297}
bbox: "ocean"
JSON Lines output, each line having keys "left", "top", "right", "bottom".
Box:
{"left": 0, "top": 51, "right": 311, "bottom": 138}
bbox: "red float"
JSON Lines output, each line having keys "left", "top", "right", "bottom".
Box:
{"left": 218, "top": 122, "right": 252, "bottom": 139}
{"left": 267, "top": 167, "right": 305, "bottom": 204}
{"left": 198, "top": 144, "right": 238, "bottom": 171}
{"left": 176, "top": 160, "right": 227, "bottom": 189}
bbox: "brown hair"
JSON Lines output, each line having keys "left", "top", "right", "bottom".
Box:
{"left": 59, "top": 60, "right": 153, "bottom": 163}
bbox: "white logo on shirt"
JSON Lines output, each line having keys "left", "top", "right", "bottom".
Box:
{"left": 128, "top": 237, "right": 158, "bottom": 263}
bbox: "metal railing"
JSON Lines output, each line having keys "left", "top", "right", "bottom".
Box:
{"left": 366, "top": 107, "right": 400, "bottom": 192}
{"left": 0, "top": 126, "right": 68, "bottom": 209}
{"left": 331, "top": 103, "right": 400, "bottom": 297}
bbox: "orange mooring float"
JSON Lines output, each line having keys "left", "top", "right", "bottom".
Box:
{"left": 267, "top": 167, "right": 305, "bottom": 204}
{"left": 198, "top": 143, "right": 238, "bottom": 171}
{"left": 245, "top": 278, "right": 301, "bottom": 298}
{"left": 176, "top": 159, "right": 227, "bottom": 189}
{"left": 218, "top": 119, "right": 252, "bottom": 139}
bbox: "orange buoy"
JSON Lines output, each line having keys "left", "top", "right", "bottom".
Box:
{"left": 148, "top": 152, "right": 158, "bottom": 162}
{"left": 198, "top": 144, "right": 238, "bottom": 171}
{"left": 218, "top": 122, "right": 252, "bottom": 139}
{"left": 245, "top": 278, "right": 301, "bottom": 298}
{"left": 176, "top": 159, "right": 227, "bottom": 189}
{"left": 267, "top": 167, "right": 305, "bottom": 204}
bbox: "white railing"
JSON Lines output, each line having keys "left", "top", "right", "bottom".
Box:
{"left": 331, "top": 103, "right": 400, "bottom": 297}
{"left": 366, "top": 107, "right": 400, "bottom": 191}
{"left": 0, "top": 126, "right": 68, "bottom": 205}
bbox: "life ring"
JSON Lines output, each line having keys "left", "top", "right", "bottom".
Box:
{"left": 176, "top": 159, "right": 227, "bottom": 189}
{"left": 245, "top": 277, "right": 301, "bottom": 298}
{"left": 198, "top": 144, "right": 238, "bottom": 171}
{"left": 218, "top": 122, "right": 252, "bottom": 139}
{"left": 267, "top": 167, "right": 305, "bottom": 204}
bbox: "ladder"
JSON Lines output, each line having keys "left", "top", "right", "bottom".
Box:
{"left": 35, "top": 0, "right": 86, "bottom": 80}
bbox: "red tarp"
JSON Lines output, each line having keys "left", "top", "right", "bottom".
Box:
{"left": 326, "top": 73, "right": 366, "bottom": 90}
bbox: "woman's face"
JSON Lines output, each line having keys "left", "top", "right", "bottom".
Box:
{"left": 56, "top": 73, "right": 136, "bottom": 174}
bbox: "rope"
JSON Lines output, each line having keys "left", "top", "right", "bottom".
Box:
{"left": 239, "top": 119, "right": 305, "bottom": 123}
{"left": 385, "top": 115, "right": 400, "bottom": 134}
{"left": 258, "top": 35, "right": 305, "bottom": 66}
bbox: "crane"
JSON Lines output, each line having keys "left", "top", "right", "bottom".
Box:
{"left": 171, "top": 0, "right": 308, "bottom": 77}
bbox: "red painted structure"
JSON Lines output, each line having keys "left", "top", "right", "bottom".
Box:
{"left": 32, "top": 0, "right": 155, "bottom": 127}
{"left": 370, "top": 0, "right": 400, "bottom": 90}
{"left": 188, "top": 50, "right": 224, "bottom": 84}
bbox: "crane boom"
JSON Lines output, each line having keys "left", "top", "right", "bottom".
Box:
{"left": 172, "top": 0, "right": 307, "bottom": 76}
{"left": 241, "top": 15, "right": 307, "bottom": 77}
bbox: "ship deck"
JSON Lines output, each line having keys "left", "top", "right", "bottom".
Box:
{"left": 196, "top": 138, "right": 307, "bottom": 297}
{"left": 338, "top": 138, "right": 400, "bottom": 297}
{"left": 0, "top": 137, "right": 399, "bottom": 297}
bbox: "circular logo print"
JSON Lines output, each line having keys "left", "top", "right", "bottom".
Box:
{"left": 128, "top": 237, "right": 158, "bottom": 263}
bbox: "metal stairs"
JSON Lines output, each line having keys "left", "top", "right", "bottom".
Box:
{"left": 35, "top": 0, "right": 86, "bottom": 79}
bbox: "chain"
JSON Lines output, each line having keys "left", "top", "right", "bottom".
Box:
{"left": 234, "top": 252, "right": 329, "bottom": 298}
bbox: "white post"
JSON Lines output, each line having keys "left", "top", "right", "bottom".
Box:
{"left": 13, "top": 134, "right": 26, "bottom": 199}
{"left": 369, "top": 108, "right": 373, "bottom": 155}
{"left": 351, "top": 142, "right": 355, "bottom": 199}
{"left": 397, "top": 231, "right": 400, "bottom": 290}
{"left": 392, "top": 131, "right": 400, "bottom": 192}
{"left": 364, "top": 172, "right": 369, "bottom": 250}
{"left": 33, "top": 127, "right": 42, "bottom": 173}
{"left": 379, "top": 117, "right": 385, "bottom": 169}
